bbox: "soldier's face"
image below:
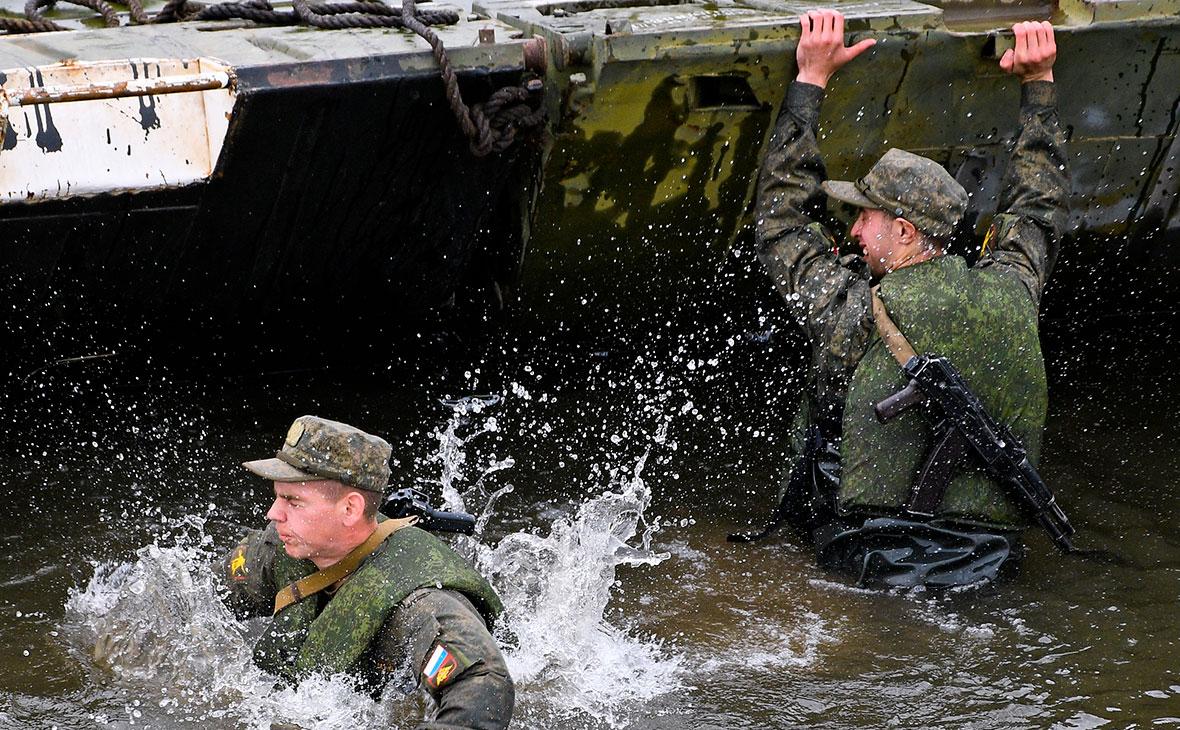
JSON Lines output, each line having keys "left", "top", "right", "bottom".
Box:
{"left": 852, "top": 207, "right": 902, "bottom": 277}
{"left": 266, "top": 480, "right": 350, "bottom": 565}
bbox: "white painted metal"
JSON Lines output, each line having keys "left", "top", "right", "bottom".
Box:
{"left": 0, "top": 57, "right": 236, "bottom": 202}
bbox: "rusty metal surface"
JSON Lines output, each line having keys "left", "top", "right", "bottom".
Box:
{"left": 0, "top": 57, "right": 235, "bottom": 202}
{"left": 5, "top": 69, "right": 230, "bottom": 106}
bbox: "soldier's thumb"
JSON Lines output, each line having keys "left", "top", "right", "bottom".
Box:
{"left": 999, "top": 48, "right": 1015, "bottom": 71}
{"left": 845, "top": 37, "right": 877, "bottom": 61}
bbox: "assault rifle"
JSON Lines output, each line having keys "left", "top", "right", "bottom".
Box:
{"left": 384, "top": 488, "right": 476, "bottom": 535}
{"left": 875, "top": 354, "right": 1077, "bottom": 554}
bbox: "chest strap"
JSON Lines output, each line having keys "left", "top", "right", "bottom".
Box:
{"left": 273, "top": 516, "right": 417, "bottom": 615}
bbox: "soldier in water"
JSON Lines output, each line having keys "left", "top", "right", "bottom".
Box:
{"left": 752, "top": 11, "right": 1069, "bottom": 587}
{"left": 220, "top": 415, "right": 514, "bottom": 728}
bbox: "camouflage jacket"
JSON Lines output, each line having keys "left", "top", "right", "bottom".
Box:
{"left": 220, "top": 523, "right": 514, "bottom": 730}
{"left": 754, "top": 80, "right": 1069, "bottom": 430}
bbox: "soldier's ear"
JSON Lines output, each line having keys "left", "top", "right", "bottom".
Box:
{"left": 340, "top": 490, "right": 368, "bottom": 524}
{"left": 895, "top": 216, "right": 919, "bottom": 244}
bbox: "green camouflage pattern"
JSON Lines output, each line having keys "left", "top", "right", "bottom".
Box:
{"left": 754, "top": 75, "right": 1068, "bottom": 528}
{"left": 840, "top": 255, "right": 1047, "bottom": 527}
{"left": 274, "top": 415, "right": 392, "bottom": 493}
{"left": 220, "top": 521, "right": 514, "bottom": 725}
{"left": 251, "top": 521, "right": 504, "bottom": 683}
{"left": 756, "top": 79, "right": 1067, "bottom": 427}
{"left": 822, "top": 148, "right": 969, "bottom": 239}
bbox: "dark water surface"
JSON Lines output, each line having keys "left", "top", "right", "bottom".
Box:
{"left": 1, "top": 310, "right": 1178, "bottom": 728}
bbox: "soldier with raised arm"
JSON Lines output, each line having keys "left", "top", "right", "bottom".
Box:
{"left": 751, "top": 10, "right": 1070, "bottom": 587}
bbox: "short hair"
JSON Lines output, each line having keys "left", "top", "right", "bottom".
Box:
{"left": 889, "top": 212, "right": 949, "bottom": 253}
{"left": 919, "top": 230, "right": 950, "bottom": 253}
{"left": 319, "top": 481, "right": 383, "bottom": 519}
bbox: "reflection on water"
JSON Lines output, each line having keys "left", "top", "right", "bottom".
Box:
{"left": 1, "top": 323, "right": 1179, "bottom": 729}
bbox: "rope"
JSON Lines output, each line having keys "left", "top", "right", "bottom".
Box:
{"left": 0, "top": 15, "right": 65, "bottom": 31}
{"left": 63, "top": 0, "right": 121, "bottom": 27}
{"left": 123, "top": 0, "right": 152, "bottom": 24}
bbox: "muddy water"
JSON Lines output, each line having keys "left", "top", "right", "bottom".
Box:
{"left": 1, "top": 321, "right": 1178, "bottom": 729}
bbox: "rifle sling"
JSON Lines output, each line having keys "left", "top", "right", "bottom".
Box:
{"left": 871, "top": 287, "right": 960, "bottom": 517}
{"left": 273, "top": 516, "right": 418, "bottom": 616}
{"left": 870, "top": 286, "right": 917, "bottom": 368}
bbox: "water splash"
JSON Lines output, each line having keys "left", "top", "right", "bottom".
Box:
{"left": 63, "top": 520, "right": 398, "bottom": 728}
{"left": 428, "top": 394, "right": 683, "bottom": 726}
{"left": 61, "top": 392, "right": 682, "bottom": 729}
{"left": 430, "top": 394, "right": 516, "bottom": 525}
{"left": 485, "top": 455, "right": 682, "bottom": 727}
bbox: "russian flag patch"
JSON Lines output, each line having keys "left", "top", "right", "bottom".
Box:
{"left": 422, "top": 643, "right": 470, "bottom": 690}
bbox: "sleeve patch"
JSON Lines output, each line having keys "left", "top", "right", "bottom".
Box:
{"left": 980, "top": 222, "right": 997, "bottom": 256}
{"left": 228, "top": 544, "right": 248, "bottom": 582}
{"left": 421, "top": 643, "right": 473, "bottom": 691}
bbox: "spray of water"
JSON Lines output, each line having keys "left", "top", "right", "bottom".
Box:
{"left": 63, "top": 519, "right": 396, "bottom": 728}
{"left": 62, "top": 393, "right": 682, "bottom": 729}
{"left": 424, "top": 394, "right": 683, "bottom": 726}
{"left": 486, "top": 457, "right": 682, "bottom": 727}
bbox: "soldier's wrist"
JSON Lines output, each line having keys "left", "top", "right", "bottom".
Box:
{"left": 795, "top": 71, "right": 829, "bottom": 88}
{"left": 1020, "top": 70, "right": 1054, "bottom": 84}
{"left": 787, "top": 80, "right": 825, "bottom": 126}
{"left": 1020, "top": 79, "right": 1057, "bottom": 109}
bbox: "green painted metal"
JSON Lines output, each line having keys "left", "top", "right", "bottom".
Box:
{"left": 475, "top": 0, "right": 1180, "bottom": 292}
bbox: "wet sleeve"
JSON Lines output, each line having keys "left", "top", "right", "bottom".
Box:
{"left": 217, "top": 525, "right": 281, "bottom": 619}
{"left": 754, "top": 81, "right": 874, "bottom": 373}
{"left": 976, "top": 81, "right": 1071, "bottom": 308}
{"left": 375, "top": 588, "right": 514, "bottom": 730}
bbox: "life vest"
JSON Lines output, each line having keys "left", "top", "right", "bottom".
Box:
{"left": 252, "top": 522, "right": 503, "bottom": 682}
{"left": 839, "top": 255, "right": 1047, "bottom": 528}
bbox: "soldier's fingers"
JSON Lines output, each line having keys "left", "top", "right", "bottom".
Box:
{"left": 835, "top": 11, "right": 845, "bottom": 40}
{"left": 1039, "top": 21, "right": 1056, "bottom": 55}
{"left": 806, "top": 10, "right": 821, "bottom": 38}
{"left": 1025, "top": 21, "right": 1041, "bottom": 56}
{"left": 816, "top": 9, "right": 835, "bottom": 40}
{"left": 845, "top": 37, "right": 876, "bottom": 61}
{"left": 799, "top": 13, "right": 810, "bottom": 41}
{"left": 1012, "top": 22, "right": 1028, "bottom": 60}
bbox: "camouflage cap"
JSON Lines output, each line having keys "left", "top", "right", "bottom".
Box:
{"left": 822, "top": 148, "right": 968, "bottom": 239}
{"left": 242, "top": 415, "right": 391, "bottom": 494}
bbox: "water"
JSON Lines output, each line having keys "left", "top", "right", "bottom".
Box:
{"left": 1, "top": 321, "right": 1179, "bottom": 729}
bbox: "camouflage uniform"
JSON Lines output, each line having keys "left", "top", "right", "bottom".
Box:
{"left": 220, "top": 416, "right": 514, "bottom": 730}
{"left": 754, "top": 81, "right": 1069, "bottom": 584}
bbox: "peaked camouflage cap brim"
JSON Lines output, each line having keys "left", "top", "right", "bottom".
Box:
{"left": 243, "top": 415, "right": 392, "bottom": 493}
{"left": 822, "top": 148, "right": 968, "bottom": 238}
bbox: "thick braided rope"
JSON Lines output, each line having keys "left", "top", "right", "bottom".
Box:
{"left": 2, "top": 15, "right": 66, "bottom": 31}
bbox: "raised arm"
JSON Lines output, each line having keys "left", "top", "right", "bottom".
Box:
{"left": 978, "top": 21, "right": 1070, "bottom": 308}
{"left": 754, "top": 10, "right": 876, "bottom": 369}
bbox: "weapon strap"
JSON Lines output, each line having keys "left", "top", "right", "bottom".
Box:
{"left": 870, "top": 286, "right": 917, "bottom": 368}
{"left": 273, "top": 516, "right": 417, "bottom": 615}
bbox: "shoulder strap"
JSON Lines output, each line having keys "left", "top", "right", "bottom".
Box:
{"left": 871, "top": 285, "right": 917, "bottom": 368}
{"left": 273, "top": 516, "right": 417, "bottom": 615}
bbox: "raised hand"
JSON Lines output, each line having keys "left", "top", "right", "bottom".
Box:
{"left": 1000, "top": 21, "right": 1056, "bottom": 83}
{"left": 795, "top": 10, "right": 877, "bottom": 88}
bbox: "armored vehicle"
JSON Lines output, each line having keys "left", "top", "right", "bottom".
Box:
{"left": 1, "top": 0, "right": 1177, "bottom": 363}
